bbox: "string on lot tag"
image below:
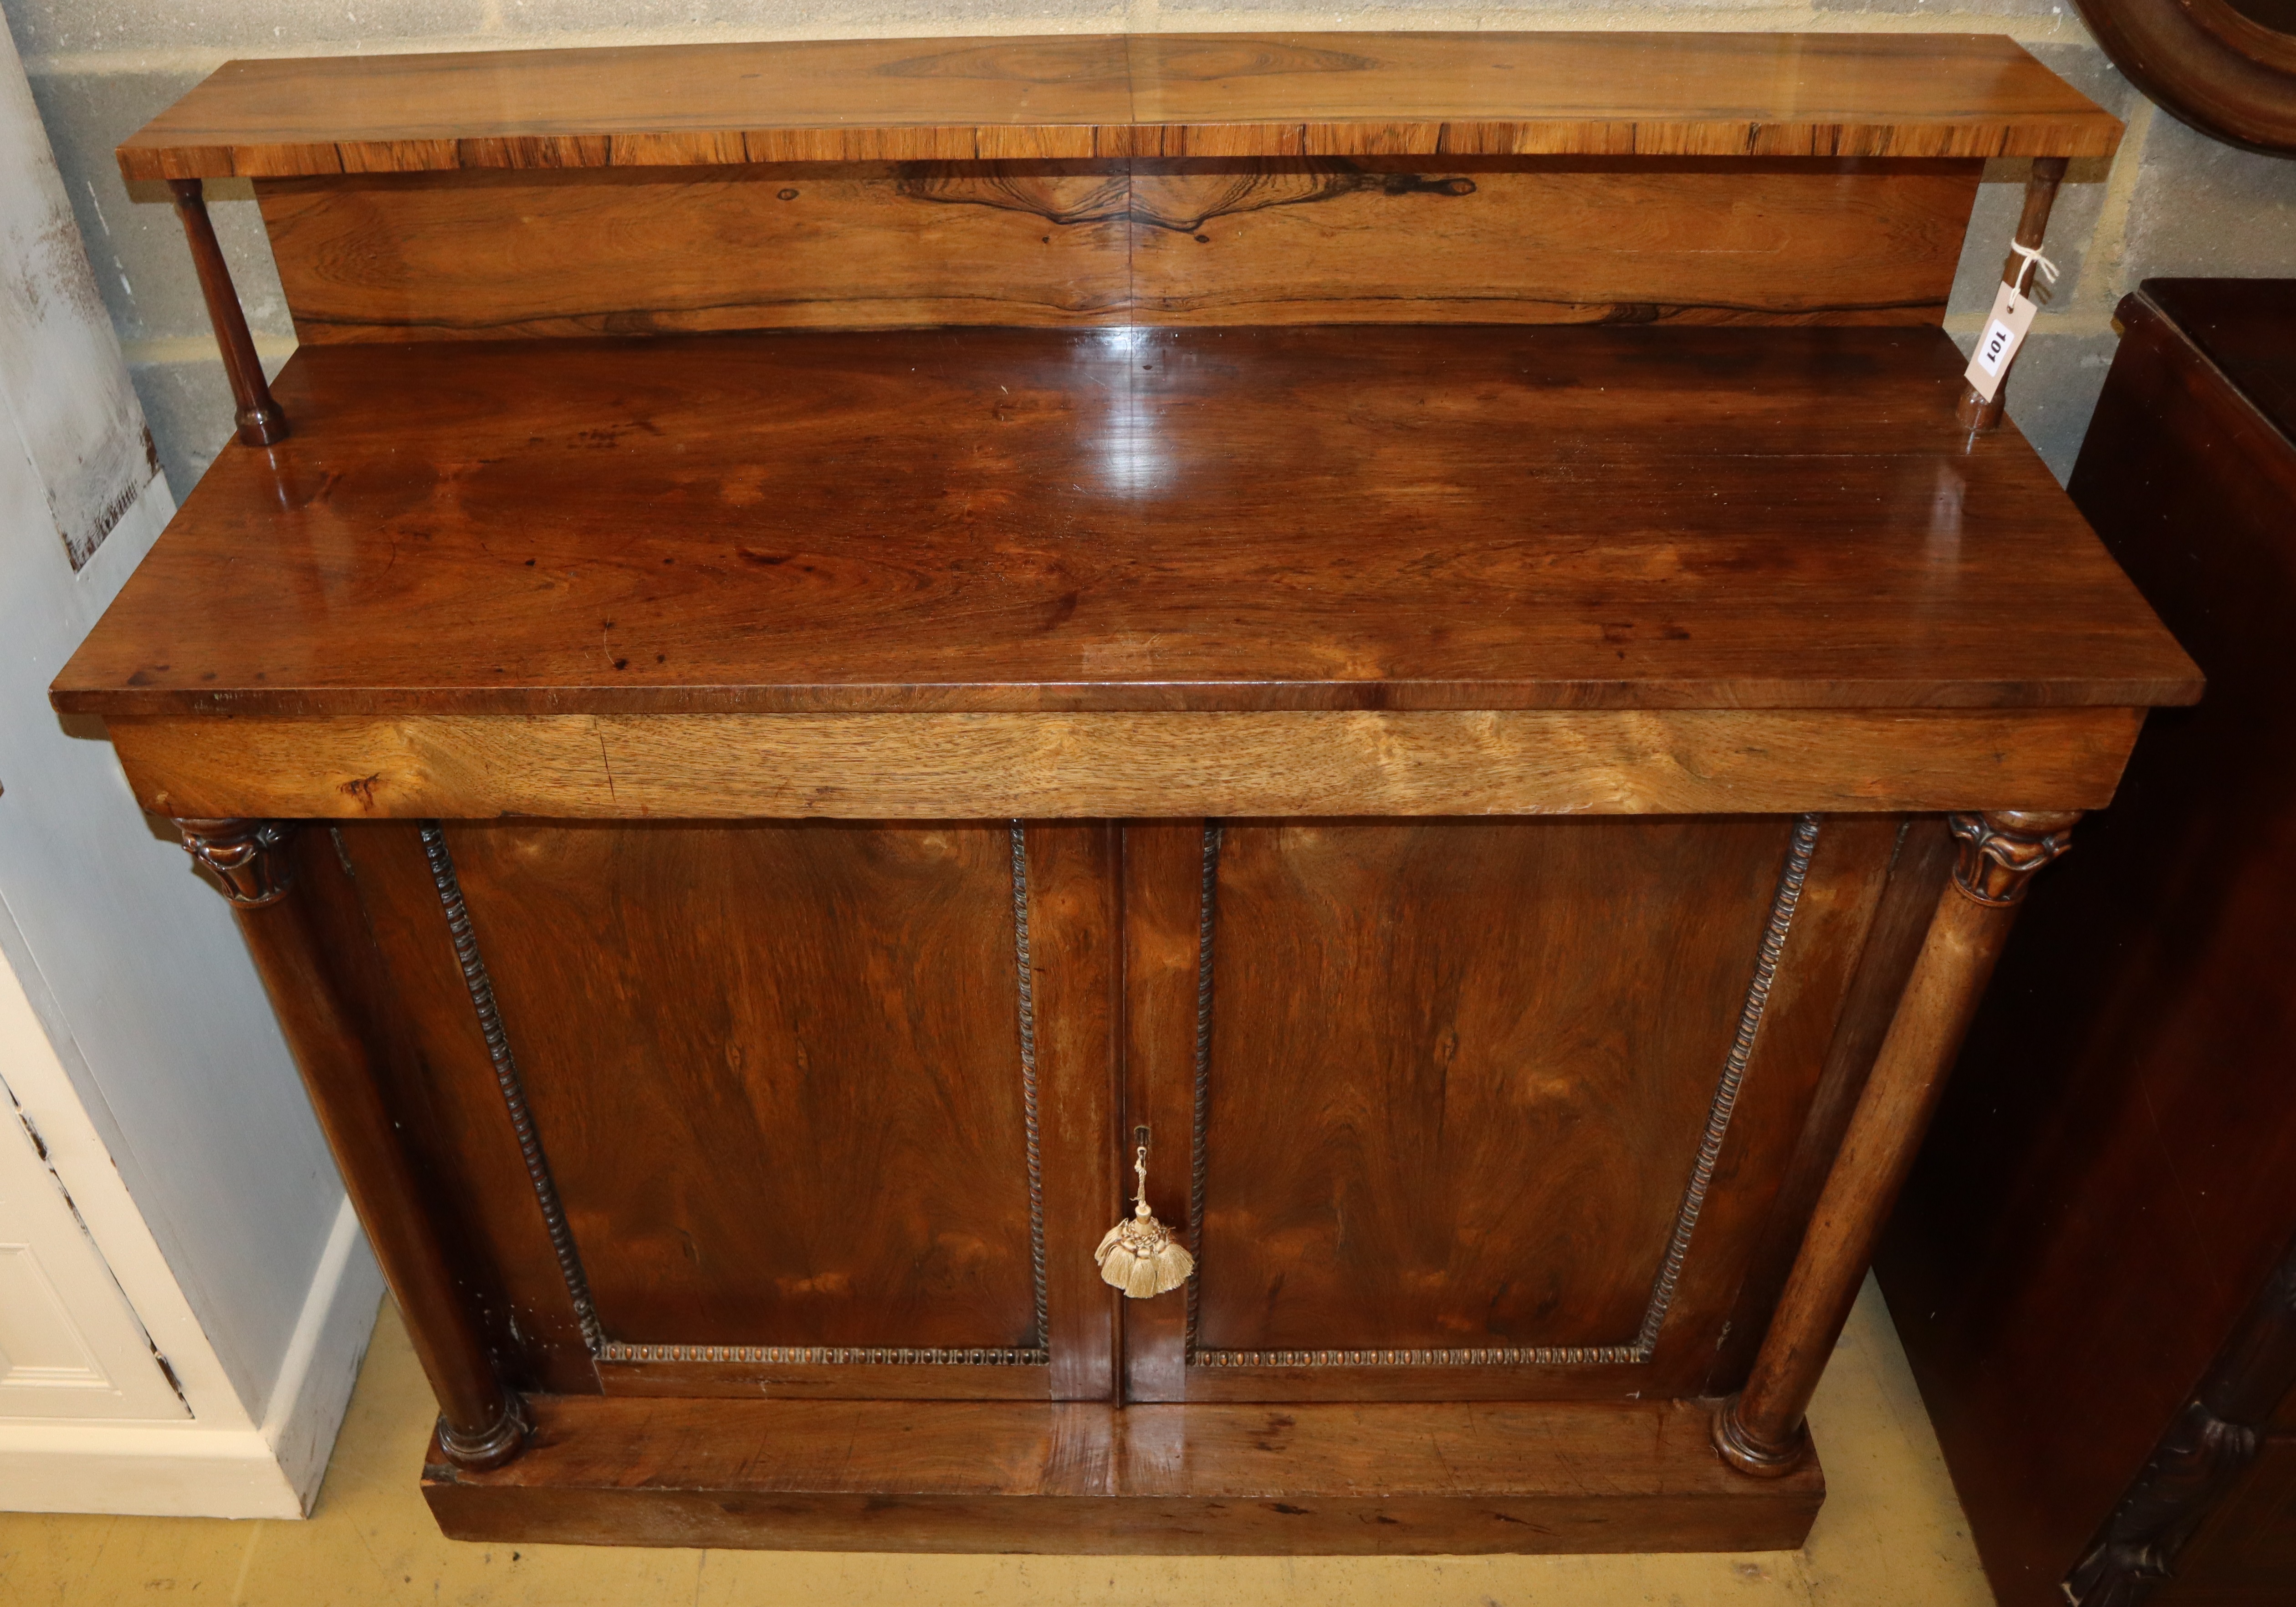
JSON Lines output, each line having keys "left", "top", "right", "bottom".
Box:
{"left": 1964, "top": 243, "right": 2058, "bottom": 406}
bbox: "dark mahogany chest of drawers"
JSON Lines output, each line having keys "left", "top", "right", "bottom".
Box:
{"left": 1879, "top": 279, "right": 2296, "bottom": 1607}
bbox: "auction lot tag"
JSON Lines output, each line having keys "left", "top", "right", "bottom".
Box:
{"left": 1964, "top": 281, "right": 2038, "bottom": 403}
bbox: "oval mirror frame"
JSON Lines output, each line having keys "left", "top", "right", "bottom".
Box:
{"left": 2075, "top": 0, "right": 2296, "bottom": 152}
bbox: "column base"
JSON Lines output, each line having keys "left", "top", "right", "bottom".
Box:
{"left": 1712, "top": 1394, "right": 1813, "bottom": 1479}
{"left": 437, "top": 1395, "right": 530, "bottom": 1473}
{"left": 235, "top": 403, "right": 290, "bottom": 447}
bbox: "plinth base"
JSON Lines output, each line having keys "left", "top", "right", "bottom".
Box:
{"left": 423, "top": 1395, "right": 1822, "bottom": 1554}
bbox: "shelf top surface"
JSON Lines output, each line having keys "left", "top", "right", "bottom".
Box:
{"left": 54, "top": 324, "right": 2198, "bottom": 719}
{"left": 117, "top": 31, "right": 2122, "bottom": 179}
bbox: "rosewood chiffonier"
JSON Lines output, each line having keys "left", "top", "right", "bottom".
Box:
{"left": 51, "top": 33, "right": 2199, "bottom": 1553}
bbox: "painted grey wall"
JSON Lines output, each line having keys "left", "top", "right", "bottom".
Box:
{"left": 5, "top": 6, "right": 2294, "bottom": 484}
{"left": 0, "top": 20, "right": 351, "bottom": 1428}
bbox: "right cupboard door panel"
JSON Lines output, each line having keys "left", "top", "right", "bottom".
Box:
{"left": 1122, "top": 814, "right": 1908, "bottom": 1403}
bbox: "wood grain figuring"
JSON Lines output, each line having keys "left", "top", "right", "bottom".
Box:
{"left": 213, "top": 826, "right": 524, "bottom": 1459}
{"left": 50, "top": 327, "right": 2200, "bottom": 721}
{"left": 1120, "top": 33, "right": 2119, "bottom": 160}
{"left": 1709, "top": 814, "right": 1954, "bottom": 1393}
{"left": 257, "top": 166, "right": 1131, "bottom": 339}
{"left": 421, "top": 1395, "right": 1826, "bottom": 1553}
{"left": 1020, "top": 823, "right": 1125, "bottom": 1401}
{"left": 120, "top": 36, "right": 1133, "bottom": 180}
{"left": 1127, "top": 159, "right": 1976, "bottom": 327}
{"left": 335, "top": 814, "right": 1116, "bottom": 1403}
{"left": 1722, "top": 887, "right": 2020, "bottom": 1469}
{"left": 588, "top": 1361, "right": 1047, "bottom": 1401}
{"left": 1718, "top": 811, "right": 2072, "bottom": 1475}
{"left": 101, "top": 708, "right": 2146, "bottom": 824}
{"left": 438, "top": 821, "right": 1043, "bottom": 1359}
{"left": 1194, "top": 817, "right": 1789, "bottom": 1354}
{"left": 69, "top": 44, "right": 2194, "bottom": 1549}
{"left": 1118, "top": 822, "right": 1210, "bottom": 1403}
{"left": 115, "top": 32, "right": 2120, "bottom": 182}
{"left": 330, "top": 821, "right": 603, "bottom": 1396}
{"left": 1169, "top": 815, "right": 1902, "bottom": 1404}
{"left": 257, "top": 159, "right": 1979, "bottom": 340}
{"left": 1641, "top": 811, "right": 1902, "bottom": 1400}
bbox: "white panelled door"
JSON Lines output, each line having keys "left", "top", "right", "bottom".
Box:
{"left": 0, "top": 957, "right": 184, "bottom": 1421}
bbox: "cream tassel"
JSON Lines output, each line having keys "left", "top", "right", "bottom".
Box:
{"left": 1096, "top": 1139, "right": 1194, "bottom": 1299}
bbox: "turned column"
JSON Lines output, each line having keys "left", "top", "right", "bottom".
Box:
{"left": 177, "top": 819, "right": 525, "bottom": 1469}
{"left": 167, "top": 179, "right": 287, "bottom": 447}
{"left": 1957, "top": 157, "right": 2069, "bottom": 434}
{"left": 1714, "top": 809, "right": 2078, "bottom": 1476}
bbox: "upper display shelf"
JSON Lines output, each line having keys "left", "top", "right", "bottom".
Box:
{"left": 118, "top": 31, "right": 2122, "bottom": 181}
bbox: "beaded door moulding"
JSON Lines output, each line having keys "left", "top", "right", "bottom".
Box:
{"left": 1184, "top": 814, "right": 1825, "bottom": 1370}
{"left": 417, "top": 820, "right": 1053, "bottom": 1369}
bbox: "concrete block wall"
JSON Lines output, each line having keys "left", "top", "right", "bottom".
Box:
{"left": 6, "top": 0, "right": 2294, "bottom": 492}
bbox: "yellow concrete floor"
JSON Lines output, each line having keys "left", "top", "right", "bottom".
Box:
{"left": 0, "top": 1274, "right": 1991, "bottom": 1606}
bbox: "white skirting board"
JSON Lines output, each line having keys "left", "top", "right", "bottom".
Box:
{"left": 0, "top": 1196, "right": 384, "bottom": 1518}
{"left": 2, "top": 19, "right": 385, "bottom": 1522}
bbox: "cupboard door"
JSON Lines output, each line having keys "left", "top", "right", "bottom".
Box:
{"left": 1121, "top": 815, "right": 1901, "bottom": 1403}
{"left": 342, "top": 818, "right": 1119, "bottom": 1401}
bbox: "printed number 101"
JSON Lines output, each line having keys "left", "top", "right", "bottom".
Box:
{"left": 1975, "top": 319, "right": 2016, "bottom": 376}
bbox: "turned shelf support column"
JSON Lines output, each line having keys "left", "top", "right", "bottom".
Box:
{"left": 1714, "top": 809, "right": 2079, "bottom": 1477}
{"left": 166, "top": 179, "right": 287, "bottom": 448}
{"left": 176, "top": 818, "right": 525, "bottom": 1470}
{"left": 1957, "top": 157, "right": 2070, "bottom": 434}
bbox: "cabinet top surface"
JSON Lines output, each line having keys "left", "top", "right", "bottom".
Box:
{"left": 117, "top": 31, "right": 2121, "bottom": 179}
{"left": 53, "top": 325, "right": 2198, "bottom": 719}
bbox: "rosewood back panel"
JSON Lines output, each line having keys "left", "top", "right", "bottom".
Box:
{"left": 256, "top": 158, "right": 1981, "bottom": 338}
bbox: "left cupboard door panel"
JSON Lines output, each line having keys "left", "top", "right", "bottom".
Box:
{"left": 338, "top": 819, "right": 1115, "bottom": 1401}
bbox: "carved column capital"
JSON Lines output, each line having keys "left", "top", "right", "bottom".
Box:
{"left": 1948, "top": 810, "right": 2080, "bottom": 906}
{"left": 176, "top": 818, "right": 298, "bottom": 907}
